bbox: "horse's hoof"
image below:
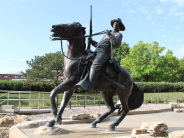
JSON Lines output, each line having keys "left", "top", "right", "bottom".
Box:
{"left": 89, "top": 123, "right": 96, "bottom": 128}
{"left": 56, "top": 115, "right": 62, "bottom": 125}
{"left": 45, "top": 119, "right": 55, "bottom": 127}
{"left": 106, "top": 125, "right": 115, "bottom": 131}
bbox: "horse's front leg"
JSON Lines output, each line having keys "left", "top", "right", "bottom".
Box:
{"left": 50, "top": 78, "right": 76, "bottom": 122}
{"left": 56, "top": 89, "right": 75, "bottom": 124}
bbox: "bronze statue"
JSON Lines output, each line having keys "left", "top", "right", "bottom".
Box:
{"left": 45, "top": 19, "right": 144, "bottom": 131}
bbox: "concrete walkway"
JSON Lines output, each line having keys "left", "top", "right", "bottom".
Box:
{"left": 19, "top": 111, "right": 184, "bottom": 138}
{"left": 1, "top": 103, "right": 172, "bottom": 114}
{"left": 1, "top": 105, "right": 107, "bottom": 114}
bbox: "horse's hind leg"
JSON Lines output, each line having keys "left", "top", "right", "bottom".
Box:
{"left": 89, "top": 92, "right": 115, "bottom": 128}
{"left": 56, "top": 89, "right": 75, "bottom": 124}
{"left": 106, "top": 92, "right": 130, "bottom": 131}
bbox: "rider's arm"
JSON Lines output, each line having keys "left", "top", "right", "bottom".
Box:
{"left": 88, "top": 38, "right": 98, "bottom": 48}
{"left": 109, "top": 33, "right": 122, "bottom": 48}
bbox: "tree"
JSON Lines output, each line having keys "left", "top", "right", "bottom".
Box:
{"left": 22, "top": 51, "right": 64, "bottom": 86}
{"left": 176, "top": 57, "right": 184, "bottom": 82}
{"left": 113, "top": 42, "right": 130, "bottom": 64}
{"left": 160, "top": 50, "right": 179, "bottom": 82}
{"left": 120, "top": 40, "right": 179, "bottom": 82}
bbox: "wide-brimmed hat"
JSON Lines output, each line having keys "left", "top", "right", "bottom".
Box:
{"left": 111, "top": 18, "right": 125, "bottom": 31}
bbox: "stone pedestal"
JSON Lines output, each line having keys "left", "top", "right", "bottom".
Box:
{"left": 34, "top": 126, "right": 70, "bottom": 135}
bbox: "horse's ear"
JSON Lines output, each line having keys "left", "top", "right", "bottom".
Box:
{"left": 81, "top": 27, "right": 86, "bottom": 35}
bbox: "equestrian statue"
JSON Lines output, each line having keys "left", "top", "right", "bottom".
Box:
{"left": 45, "top": 11, "right": 144, "bottom": 131}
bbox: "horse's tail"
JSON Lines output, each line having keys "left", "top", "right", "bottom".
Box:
{"left": 128, "top": 82, "right": 144, "bottom": 110}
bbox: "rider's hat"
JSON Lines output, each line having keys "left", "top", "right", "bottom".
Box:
{"left": 111, "top": 18, "right": 125, "bottom": 31}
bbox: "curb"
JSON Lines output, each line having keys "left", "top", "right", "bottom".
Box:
{"left": 9, "top": 127, "right": 31, "bottom": 138}
{"left": 9, "top": 108, "right": 172, "bottom": 138}
{"left": 111, "top": 108, "right": 172, "bottom": 116}
{"left": 9, "top": 117, "right": 110, "bottom": 138}
{"left": 128, "top": 108, "right": 172, "bottom": 115}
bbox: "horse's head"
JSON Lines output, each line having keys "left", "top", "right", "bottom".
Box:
{"left": 51, "top": 22, "right": 86, "bottom": 38}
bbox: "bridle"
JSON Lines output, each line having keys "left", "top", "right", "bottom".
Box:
{"left": 51, "top": 31, "right": 106, "bottom": 61}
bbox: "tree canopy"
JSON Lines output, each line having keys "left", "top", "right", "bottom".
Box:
{"left": 120, "top": 40, "right": 179, "bottom": 82}
{"left": 175, "top": 57, "right": 184, "bottom": 82}
{"left": 22, "top": 51, "right": 64, "bottom": 86}
{"left": 113, "top": 42, "right": 130, "bottom": 64}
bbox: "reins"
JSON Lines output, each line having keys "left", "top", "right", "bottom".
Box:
{"left": 58, "top": 30, "right": 106, "bottom": 61}
{"left": 57, "top": 30, "right": 106, "bottom": 81}
{"left": 60, "top": 40, "right": 80, "bottom": 61}
{"left": 60, "top": 40, "right": 89, "bottom": 64}
{"left": 60, "top": 40, "right": 88, "bottom": 82}
{"left": 51, "top": 31, "right": 105, "bottom": 41}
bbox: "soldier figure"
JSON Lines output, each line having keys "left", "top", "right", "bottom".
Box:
{"left": 76, "top": 18, "right": 125, "bottom": 92}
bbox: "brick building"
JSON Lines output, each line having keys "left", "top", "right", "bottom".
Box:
{"left": 0, "top": 74, "right": 26, "bottom": 81}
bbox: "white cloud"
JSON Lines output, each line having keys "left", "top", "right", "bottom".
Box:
{"left": 146, "top": 16, "right": 153, "bottom": 20}
{"left": 155, "top": 6, "right": 164, "bottom": 14}
{"left": 175, "top": 25, "right": 180, "bottom": 29}
{"left": 139, "top": 6, "right": 150, "bottom": 13}
{"left": 167, "top": 6, "right": 184, "bottom": 20}
{"left": 160, "top": 0, "right": 184, "bottom": 7}
{"left": 174, "top": 12, "right": 183, "bottom": 16}
{"left": 168, "top": 6, "right": 177, "bottom": 15}
{"left": 176, "top": 39, "right": 182, "bottom": 42}
{"left": 126, "top": 9, "right": 136, "bottom": 13}
{"left": 148, "top": 0, "right": 157, "bottom": 2}
{"left": 173, "top": 44, "right": 184, "bottom": 59}
{"left": 180, "top": 16, "right": 184, "bottom": 20}
{"left": 122, "top": 0, "right": 137, "bottom": 5}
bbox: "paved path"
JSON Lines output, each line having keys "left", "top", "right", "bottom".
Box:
{"left": 27, "top": 103, "right": 172, "bottom": 120}
{"left": 21, "top": 111, "right": 184, "bottom": 138}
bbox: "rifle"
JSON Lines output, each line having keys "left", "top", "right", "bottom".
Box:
{"left": 87, "top": 5, "right": 92, "bottom": 50}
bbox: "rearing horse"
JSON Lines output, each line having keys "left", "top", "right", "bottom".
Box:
{"left": 46, "top": 22, "right": 144, "bottom": 131}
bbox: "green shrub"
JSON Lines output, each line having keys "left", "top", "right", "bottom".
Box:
{"left": 135, "top": 82, "right": 184, "bottom": 93}
{"left": 45, "top": 102, "right": 51, "bottom": 106}
{"left": 0, "top": 81, "right": 184, "bottom": 93}
{"left": 0, "top": 80, "right": 55, "bottom": 92}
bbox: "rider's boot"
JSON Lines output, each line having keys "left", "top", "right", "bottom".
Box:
{"left": 88, "top": 68, "right": 99, "bottom": 93}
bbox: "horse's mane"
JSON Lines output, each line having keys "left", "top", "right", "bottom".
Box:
{"left": 73, "top": 22, "right": 86, "bottom": 49}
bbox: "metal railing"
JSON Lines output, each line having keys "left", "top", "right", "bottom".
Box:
{"left": 0, "top": 90, "right": 184, "bottom": 110}
{"left": 0, "top": 90, "right": 113, "bottom": 109}
{"left": 0, "top": 90, "right": 50, "bottom": 110}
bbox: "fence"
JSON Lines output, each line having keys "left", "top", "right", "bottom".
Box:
{"left": 0, "top": 90, "right": 118, "bottom": 109}
{"left": 0, "top": 90, "right": 184, "bottom": 110}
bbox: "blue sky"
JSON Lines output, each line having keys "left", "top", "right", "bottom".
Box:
{"left": 0, "top": 0, "right": 184, "bottom": 74}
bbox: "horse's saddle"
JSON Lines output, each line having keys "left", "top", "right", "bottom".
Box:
{"left": 75, "top": 52, "right": 122, "bottom": 92}
{"left": 83, "top": 50, "right": 122, "bottom": 78}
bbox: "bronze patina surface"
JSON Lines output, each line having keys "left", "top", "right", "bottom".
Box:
{"left": 46, "top": 19, "right": 143, "bottom": 131}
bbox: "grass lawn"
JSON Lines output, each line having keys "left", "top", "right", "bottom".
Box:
{"left": 144, "top": 92, "right": 184, "bottom": 103}
{"left": 144, "top": 92, "right": 184, "bottom": 97}
{"left": 0, "top": 92, "right": 184, "bottom": 107}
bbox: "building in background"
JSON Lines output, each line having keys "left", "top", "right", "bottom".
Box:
{"left": 0, "top": 74, "right": 26, "bottom": 81}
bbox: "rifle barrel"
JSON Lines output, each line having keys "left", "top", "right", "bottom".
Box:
{"left": 87, "top": 5, "right": 92, "bottom": 50}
